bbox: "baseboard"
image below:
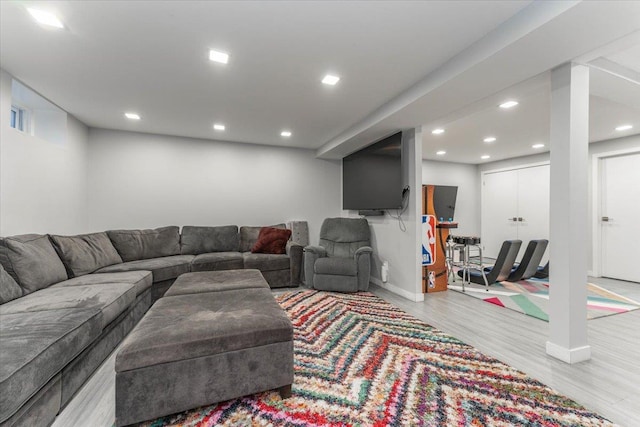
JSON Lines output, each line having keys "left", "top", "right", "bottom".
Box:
{"left": 370, "top": 277, "right": 425, "bottom": 302}
{"left": 545, "top": 341, "right": 591, "bottom": 364}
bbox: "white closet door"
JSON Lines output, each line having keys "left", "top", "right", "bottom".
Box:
{"left": 482, "top": 169, "right": 518, "bottom": 259}
{"left": 516, "top": 165, "right": 550, "bottom": 263}
{"left": 601, "top": 153, "right": 640, "bottom": 282}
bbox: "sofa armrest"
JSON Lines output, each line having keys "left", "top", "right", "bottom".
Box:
{"left": 285, "top": 240, "right": 302, "bottom": 256}
{"left": 303, "top": 246, "right": 327, "bottom": 287}
{"left": 286, "top": 241, "right": 304, "bottom": 285}
{"left": 354, "top": 246, "right": 373, "bottom": 291}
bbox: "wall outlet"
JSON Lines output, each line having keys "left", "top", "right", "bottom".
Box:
{"left": 381, "top": 261, "right": 389, "bottom": 283}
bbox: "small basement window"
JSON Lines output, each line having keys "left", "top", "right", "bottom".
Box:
{"left": 11, "top": 79, "right": 66, "bottom": 144}
{"left": 10, "top": 104, "right": 31, "bottom": 133}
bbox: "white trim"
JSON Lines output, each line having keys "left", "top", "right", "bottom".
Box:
{"left": 481, "top": 160, "right": 550, "bottom": 176}
{"left": 370, "top": 277, "right": 425, "bottom": 302}
{"left": 591, "top": 147, "right": 640, "bottom": 278}
{"left": 546, "top": 341, "right": 591, "bottom": 364}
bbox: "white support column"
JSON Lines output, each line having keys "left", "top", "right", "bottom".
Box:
{"left": 546, "top": 63, "right": 591, "bottom": 364}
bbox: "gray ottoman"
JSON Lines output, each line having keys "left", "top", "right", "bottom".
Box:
{"left": 115, "top": 273, "right": 293, "bottom": 426}
{"left": 164, "top": 269, "right": 269, "bottom": 296}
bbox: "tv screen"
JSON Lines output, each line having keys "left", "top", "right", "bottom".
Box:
{"left": 343, "top": 131, "right": 403, "bottom": 210}
{"left": 433, "top": 185, "right": 458, "bottom": 221}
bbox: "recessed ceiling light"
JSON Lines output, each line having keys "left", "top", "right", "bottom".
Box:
{"left": 124, "top": 112, "right": 140, "bottom": 120}
{"left": 483, "top": 136, "right": 496, "bottom": 143}
{"left": 436, "top": 150, "right": 446, "bottom": 156}
{"left": 532, "top": 143, "right": 545, "bottom": 149}
{"left": 615, "top": 124, "right": 633, "bottom": 131}
{"left": 432, "top": 128, "right": 445, "bottom": 135}
{"left": 280, "top": 131, "right": 292, "bottom": 137}
{"left": 209, "top": 49, "right": 229, "bottom": 64}
{"left": 481, "top": 155, "right": 491, "bottom": 160}
{"left": 213, "top": 123, "right": 225, "bottom": 131}
{"left": 499, "top": 100, "right": 519, "bottom": 109}
{"left": 322, "top": 75, "right": 340, "bottom": 85}
{"left": 27, "top": 8, "right": 64, "bottom": 29}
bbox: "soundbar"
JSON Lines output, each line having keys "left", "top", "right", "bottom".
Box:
{"left": 358, "top": 210, "right": 385, "bottom": 216}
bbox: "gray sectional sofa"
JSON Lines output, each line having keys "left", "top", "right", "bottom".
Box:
{"left": 0, "top": 222, "right": 307, "bottom": 427}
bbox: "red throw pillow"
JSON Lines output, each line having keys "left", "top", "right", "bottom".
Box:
{"left": 251, "top": 227, "right": 292, "bottom": 254}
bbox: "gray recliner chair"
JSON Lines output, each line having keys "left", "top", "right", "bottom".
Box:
{"left": 303, "top": 217, "right": 373, "bottom": 292}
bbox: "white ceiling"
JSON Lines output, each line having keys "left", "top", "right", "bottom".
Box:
{"left": 0, "top": 0, "right": 530, "bottom": 149}
{"left": 422, "top": 48, "right": 640, "bottom": 164}
{"left": 1, "top": 1, "right": 638, "bottom": 164}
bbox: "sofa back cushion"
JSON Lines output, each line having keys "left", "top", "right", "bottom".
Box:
{"left": 50, "top": 232, "right": 123, "bottom": 278}
{"left": 0, "top": 264, "right": 23, "bottom": 304}
{"left": 180, "top": 225, "right": 239, "bottom": 255}
{"left": 0, "top": 234, "right": 68, "bottom": 294}
{"left": 239, "top": 224, "right": 286, "bottom": 252}
{"left": 107, "top": 226, "right": 181, "bottom": 262}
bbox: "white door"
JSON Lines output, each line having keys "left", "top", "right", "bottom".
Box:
{"left": 516, "top": 165, "right": 550, "bottom": 263}
{"left": 601, "top": 153, "right": 640, "bottom": 282}
{"left": 481, "top": 165, "right": 550, "bottom": 262}
{"left": 482, "top": 169, "right": 518, "bottom": 259}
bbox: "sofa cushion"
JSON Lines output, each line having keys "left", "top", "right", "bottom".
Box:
{"left": 314, "top": 257, "right": 357, "bottom": 276}
{"left": 180, "top": 226, "right": 239, "bottom": 255}
{"left": 95, "top": 255, "right": 194, "bottom": 283}
{"left": 107, "top": 227, "right": 180, "bottom": 262}
{"left": 115, "top": 288, "right": 292, "bottom": 372}
{"left": 0, "top": 234, "right": 68, "bottom": 294}
{"left": 0, "top": 284, "right": 136, "bottom": 329}
{"left": 0, "top": 308, "right": 102, "bottom": 423}
{"left": 190, "top": 252, "right": 243, "bottom": 272}
{"left": 239, "top": 224, "right": 286, "bottom": 252}
{"left": 251, "top": 227, "right": 292, "bottom": 255}
{"left": 51, "top": 271, "right": 152, "bottom": 296}
{"left": 50, "top": 232, "right": 123, "bottom": 278}
{"left": 242, "top": 253, "right": 289, "bottom": 272}
{"left": 0, "top": 265, "right": 22, "bottom": 304}
{"left": 164, "top": 270, "right": 269, "bottom": 297}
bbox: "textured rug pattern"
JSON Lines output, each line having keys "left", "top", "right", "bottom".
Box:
{"left": 449, "top": 279, "right": 640, "bottom": 321}
{"left": 141, "top": 290, "right": 613, "bottom": 426}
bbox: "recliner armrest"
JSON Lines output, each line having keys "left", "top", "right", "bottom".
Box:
{"left": 304, "top": 245, "right": 327, "bottom": 257}
{"left": 303, "top": 245, "right": 327, "bottom": 287}
{"left": 354, "top": 246, "right": 372, "bottom": 291}
{"left": 354, "top": 246, "right": 373, "bottom": 258}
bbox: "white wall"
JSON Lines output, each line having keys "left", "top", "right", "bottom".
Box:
{"left": 345, "top": 128, "right": 424, "bottom": 301}
{"left": 0, "top": 69, "right": 89, "bottom": 235}
{"left": 477, "top": 135, "right": 640, "bottom": 272}
{"left": 422, "top": 160, "right": 480, "bottom": 236}
{"left": 477, "top": 152, "right": 549, "bottom": 174}
{"left": 86, "top": 128, "right": 342, "bottom": 243}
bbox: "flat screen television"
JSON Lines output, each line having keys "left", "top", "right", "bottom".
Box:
{"left": 343, "top": 131, "right": 403, "bottom": 210}
{"left": 433, "top": 185, "right": 458, "bottom": 220}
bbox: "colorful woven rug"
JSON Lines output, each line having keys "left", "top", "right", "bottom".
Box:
{"left": 449, "top": 279, "right": 640, "bottom": 321}
{"left": 140, "top": 290, "right": 613, "bottom": 426}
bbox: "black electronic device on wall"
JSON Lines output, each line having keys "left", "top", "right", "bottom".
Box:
{"left": 342, "top": 131, "right": 403, "bottom": 211}
{"left": 433, "top": 185, "right": 458, "bottom": 220}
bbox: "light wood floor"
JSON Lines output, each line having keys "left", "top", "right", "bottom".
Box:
{"left": 54, "top": 277, "right": 640, "bottom": 427}
{"left": 372, "top": 277, "right": 640, "bottom": 427}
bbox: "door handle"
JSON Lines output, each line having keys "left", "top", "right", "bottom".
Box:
{"left": 601, "top": 216, "right": 613, "bottom": 222}
{"left": 508, "top": 217, "right": 517, "bottom": 221}
{"left": 518, "top": 217, "right": 524, "bottom": 222}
